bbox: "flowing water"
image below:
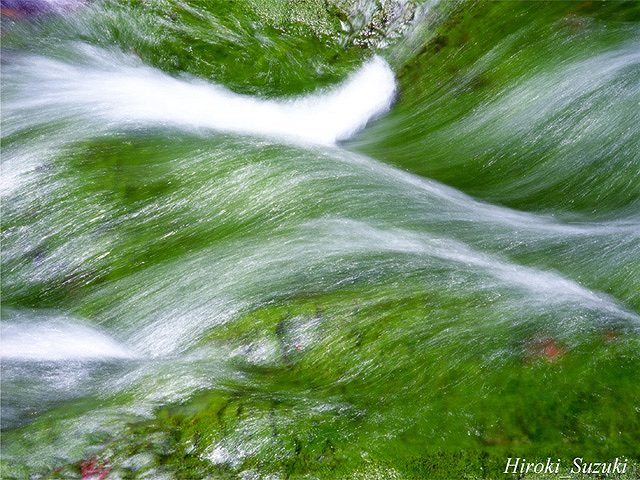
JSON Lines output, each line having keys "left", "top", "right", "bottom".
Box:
{"left": 1, "top": 1, "right": 639, "bottom": 478}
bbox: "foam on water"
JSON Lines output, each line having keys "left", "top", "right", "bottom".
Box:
{"left": 1, "top": 316, "right": 137, "bottom": 361}
{"left": 2, "top": 45, "right": 396, "bottom": 145}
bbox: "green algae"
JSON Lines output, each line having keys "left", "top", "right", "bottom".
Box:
{"left": 352, "top": 1, "right": 640, "bottom": 216}
{"left": 2, "top": 0, "right": 639, "bottom": 478}
{"left": 4, "top": 279, "right": 639, "bottom": 478}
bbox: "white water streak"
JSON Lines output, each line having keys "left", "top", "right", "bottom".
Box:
{"left": 2, "top": 45, "right": 396, "bottom": 145}
{"left": 1, "top": 317, "right": 137, "bottom": 361}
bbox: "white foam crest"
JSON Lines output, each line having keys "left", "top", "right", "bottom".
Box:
{"left": 3, "top": 46, "right": 396, "bottom": 145}
{"left": 1, "top": 317, "right": 138, "bottom": 361}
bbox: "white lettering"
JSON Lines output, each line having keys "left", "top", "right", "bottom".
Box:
{"left": 504, "top": 457, "right": 520, "bottom": 474}
{"left": 571, "top": 457, "right": 583, "bottom": 474}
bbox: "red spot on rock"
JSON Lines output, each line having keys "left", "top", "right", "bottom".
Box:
{"left": 541, "top": 338, "right": 563, "bottom": 361}
{"left": 526, "top": 337, "right": 565, "bottom": 363}
{"left": 80, "top": 457, "right": 110, "bottom": 480}
{"left": 603, "top": 330, "right": 619, "bottom": 343}
{"left": 1, "top": 7, "right": 25, "bottom": 18}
